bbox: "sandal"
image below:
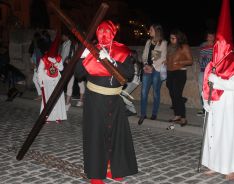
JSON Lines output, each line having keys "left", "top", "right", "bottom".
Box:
{"left": 168, "top": 116, "right": 181, "bottom": 122}
{"left": 166, "top": 124, "right": 175, "bottom": 130}
{"left": 176, "top": 119, "right": 188, "bottom": 127}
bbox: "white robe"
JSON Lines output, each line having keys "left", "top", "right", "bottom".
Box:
{"left": 37, "top": 58, "right": 67, "bottom": 121}
{"left": 202, "top": 76, "right": 234, "bottom": 174}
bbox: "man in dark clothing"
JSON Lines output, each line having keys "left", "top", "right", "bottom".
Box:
{"left": 75, "top": 20, "right": 138, "bottom": 184}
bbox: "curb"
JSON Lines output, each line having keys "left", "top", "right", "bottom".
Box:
{"left": 128, "top": 116, "right": 203, "bottom": 136}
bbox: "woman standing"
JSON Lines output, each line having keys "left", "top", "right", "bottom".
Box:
{"left": 166, "top": 29, "right": 193, "bottom": 127}
{"left": 138, "top": 23, "right": 167, "bottom": 125}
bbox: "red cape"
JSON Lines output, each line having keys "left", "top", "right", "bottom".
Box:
{"left": 82, "top": 41, "right": 131, "bottom": 76}
{"left": 203, "top": 42, "right": 234, "bottom": 101}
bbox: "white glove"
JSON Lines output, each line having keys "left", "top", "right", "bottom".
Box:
{"left": 203, "top": 100, "right": 211, "bottom": 112}
{"left": 81, "top": 48, "right": 90, "bottom": 58}
{"left": 99, "top": 49, "right": 111, "bottom": 61}
{"left": 48, "top": 57, "right": 56, "bottom": 63}
{"left": 99, "top": 49, "right": 118, "bottom": 67}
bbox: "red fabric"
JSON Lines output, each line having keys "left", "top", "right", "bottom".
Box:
{"left": 203, "top": 49, "right": 234, "bottom": 101}
{"left": 96, "top": 20, "right": 117, "bottom": 45}
{"left": 42, "top": 54, "right": 62, "bottom": 78}
{"left": 47, "top": 31, "right": 61, "bottom": 57}
{"left": 216, "top": 0, "right": 233, "bottom": 46}
{"left": 106, "top": 160, "right": 123, "bottom": 181}
{"left": 83, "top": 42, "right": 131, "bottom": 76}
{"left": 106, "top": 171, "right": 123, "bottom": 181}
{"left": 90, "top": 179, "right": 104, "bottom": 184}
{"left": 83, "top": 20, "right": 131, "bottom": 76}
{"left": 203, "top": 0, "right": 234, "bottom": 101}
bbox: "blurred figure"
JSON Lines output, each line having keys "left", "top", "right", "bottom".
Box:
{"left": 60, "top": 30, "right": 73, "bottom": 110}
{"left": 196, "top": 30, "right": 215, "bottom": 116}
{"left": 74, "top": 20, "right": 138, "bottom": 184}
{"left": 138, "top": 23, "right": 167, "bottom": 125}
{"left": 60, "top": 31, "right": 86, "bottom": 110}
{"left": 75, "top": 79, "right": 85, "bottom": 107}
{"left": 166, "top": 29, "right": 193, "bottom": 128}
{"left": 41, "top": 30, "right": 52, "bottom": 54}
{"left": 120, "top": 49, "right": 141, "bottom": 116}
{"left": 29, "top": 32, "right": 43, "bottom": 100}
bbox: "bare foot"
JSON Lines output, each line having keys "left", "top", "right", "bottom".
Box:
{"left": 203, "top": 170, "right": 216, "bottom": 176}
{"left": 225, "top": 172, "right": 234, "bottom": 180}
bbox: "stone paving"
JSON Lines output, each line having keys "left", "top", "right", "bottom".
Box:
{"left": 0, "top": 95, "right": 233, "bottom": 184}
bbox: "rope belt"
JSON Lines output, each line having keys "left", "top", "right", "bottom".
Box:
{"left": 87, "top": 81, "right": 122, "bottom": 95}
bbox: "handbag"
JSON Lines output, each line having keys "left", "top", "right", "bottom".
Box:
{"left": 160, "top": 64, "right": 167, "bottom": 81}
{"left": 143, "top": 65, "right": 153, "bottom": 74}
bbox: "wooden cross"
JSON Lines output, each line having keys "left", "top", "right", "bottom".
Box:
{"left": 16, "top": 1, "right": 110, "bottom": 161}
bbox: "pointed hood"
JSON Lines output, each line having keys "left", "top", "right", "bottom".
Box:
{"left": 47, "top": 31, "right": 61, "bottom": 57}
{"left": 96, "top": 20, "right": 117, "bottom": 46}
{"left": 216, "top": 0, "right": 233, "bottom": 45}
{"left": 203, "top": 0, "right": 234, "bottom": 101}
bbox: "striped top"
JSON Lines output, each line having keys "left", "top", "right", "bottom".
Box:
{"left": 198, "top": 42, "right": 213, "bottom": 72}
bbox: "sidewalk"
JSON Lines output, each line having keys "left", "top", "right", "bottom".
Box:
{"left": 130, "top": 100, "right": 204, "bottom": 136}
{"left": 0, "top": 82, "right": 205, "bottom": 136}
{"left": 2, "top": 89, "right": 226, "bottom": 184}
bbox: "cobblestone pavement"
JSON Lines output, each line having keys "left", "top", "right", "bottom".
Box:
{"left": 0, "top": 95, "right": 233, "bottom": 184}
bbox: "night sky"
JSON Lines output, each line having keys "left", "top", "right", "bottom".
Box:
{"left": 128, "top": 0, "right": 234, "bottom": 46}
{"left": 29, "top": 0, "right": 234, "bottom": 46}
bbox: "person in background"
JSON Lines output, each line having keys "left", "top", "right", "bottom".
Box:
{"left": 166, "top": 29, "right": 193, "bottom": 129}
{"left": 196, "top": 30, "right": 215, "bottom": 116}
{"left": 74, "top": 20, "right": 138, "bottom": 184}
{"left": 120, "top": 49, "right": 141, "bottom": 116}
{"left": 60, "top": 31, "right": 86, "bottom": 110}
{"left": 202, "top": 0, "right": 234, "bottom": 180}
{"left": 75, "top": 79, "right": 86, "bottom": 107}
{"left": 138, "top": 23, "right": 167, "bottom": 125}
{"left": 41, "top": 30, "right": 52, "bottom": 54}
{"left": 37, "top": 32, "right": 67, "bottom": 123}
{"left": 29, "top": 32, "right": 43, "bottom": 100}
{"left": 60, "top": 30, "right": 73, "bottom": 110}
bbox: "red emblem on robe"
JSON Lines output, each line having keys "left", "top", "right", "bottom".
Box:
{"left": 42, "top": 54, "right": 62, "bottom": 78}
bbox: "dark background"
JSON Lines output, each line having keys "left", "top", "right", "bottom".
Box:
{"left": 30, "top": 0, "right": 234, "bottom": 46}
{"left": 128, "top": 0, "right": 234, "bottom": 46}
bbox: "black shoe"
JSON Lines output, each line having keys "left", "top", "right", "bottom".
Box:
{"left": 18, "top": 92, "right": 23, "bottom": 97}
{"left": 138, "top": 116, "right": 146, "bottom": 125}
{"left": 168, "top": 118, "right": 181, "bottom": 122}
{"left": 177, "top": 119, "right": 188, "bottom": 127}
{"left": 6, "top": 88, "right": 19, "bottom": 102}
{"left": 150, "top": 115, "right": 157, "bottom": 120}
{"left": 196, "top": 109, "right": 205, "bottom": 117}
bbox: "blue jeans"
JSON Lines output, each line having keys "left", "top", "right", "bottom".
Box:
{"left": 140, "top": 70, "right": 162, "bottom": 117}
